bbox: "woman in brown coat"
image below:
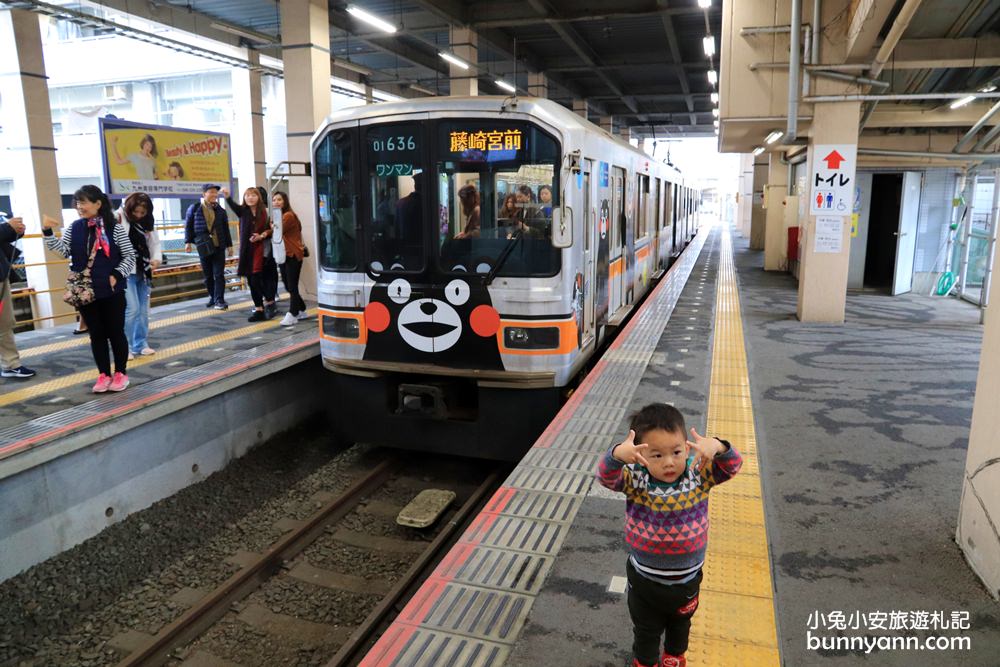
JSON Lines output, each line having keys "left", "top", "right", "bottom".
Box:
{"left": 272, "top": 191, "right": 307, "bottom": 326}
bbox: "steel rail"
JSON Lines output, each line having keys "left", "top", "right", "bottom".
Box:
{"left": 325, "top": 470, "right": 504, "bottom": 667}
{"left": 115, "top": 459, "right": 394, "bottom": 667}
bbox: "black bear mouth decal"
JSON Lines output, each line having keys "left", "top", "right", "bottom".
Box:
{"left": 397, "top": 298, "right": 463, "bottom": 352}
{"left": 402, "top": 321, "right": 457, "bottom": 338}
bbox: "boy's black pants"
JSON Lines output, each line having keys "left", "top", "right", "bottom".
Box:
{"left": 626, "top": 559, "right": 702, "bottom": 665}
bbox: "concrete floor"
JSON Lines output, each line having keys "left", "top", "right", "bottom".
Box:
{"left": 507, "top": 228, "right": 999, "bottom": 666}
{"left": 737, "top": 235, "right": 1000, "bottom": 666}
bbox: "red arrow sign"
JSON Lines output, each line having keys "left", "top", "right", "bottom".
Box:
{"left": 823, "top": 150, "right": 846, "bottom": 169}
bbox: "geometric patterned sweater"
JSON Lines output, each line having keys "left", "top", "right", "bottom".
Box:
{"left": 596, "top": 440, "right": 742, "bottom": 578}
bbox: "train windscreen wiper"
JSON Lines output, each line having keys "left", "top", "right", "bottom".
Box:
{"left": 483, "top": 229, "right": 523, "bottom": 286}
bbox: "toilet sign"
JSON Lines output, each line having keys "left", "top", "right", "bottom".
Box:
{"left": 809, "top": 144, "right": 856, "bottom": 215}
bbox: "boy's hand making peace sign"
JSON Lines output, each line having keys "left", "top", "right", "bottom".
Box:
{"left": 612, "top": 429, "right": 650, "bottom": 468}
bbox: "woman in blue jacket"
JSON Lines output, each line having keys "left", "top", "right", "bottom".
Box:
{"left": 43, "top": 185, "right": 136, "bottom": 393}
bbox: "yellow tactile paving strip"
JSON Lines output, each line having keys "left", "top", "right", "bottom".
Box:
{"left": 17, "top": 298, "right": 255, "bottom": 359}
{"left": 0, "top": 308, "right": 317, "bottom": 408}
{"left": 690, "top": 228, "right": 780, "bottom": 664}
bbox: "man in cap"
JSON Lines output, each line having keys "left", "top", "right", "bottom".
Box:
{"left": 184, "top": 184, "right": 233, "bottom": 310}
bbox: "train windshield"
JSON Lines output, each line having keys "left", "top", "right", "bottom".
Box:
{"left": 365, "top": 122, "right": 425, "bottom": 273}
{"left": 314, "top": 129, "right": 358, "bottom": 271}
{"left": 436, "top": 121, "right": 560, "bottom": 277}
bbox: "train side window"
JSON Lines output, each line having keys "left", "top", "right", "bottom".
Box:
{"left": 314, "top": 129, "right": 357, "bottom": 271}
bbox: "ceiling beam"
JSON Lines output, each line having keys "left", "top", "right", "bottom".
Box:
{"left": 655, "top": 0, "right": 697, "bottom": 126}
{"left": 406, "top": 0, "right": 605, "bottom": 112}
{"left": 524, "top": 0, "right": 643, "bottom": 119}
{"left": 887, "top": 37, "right": 1000, "bottom": 70}
{"left": 845, "top": 0, "right": 899, "bottom": 62}
{"left": 469, "top": 5, "right": 702, "bottom": 29}
{"left": 328, "top": 8, "right": 448, "bottom": 78}
{"left": 541, "top": 53, "right": 707, "bottom": 73}
{"left": 865, "top": 104, "right": 998, "bottom": 128}
{"left": 587, "top": 92, "right": 710, "bottom": 102}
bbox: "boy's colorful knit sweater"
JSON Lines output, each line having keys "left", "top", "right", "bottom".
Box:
{"left": 596, "top": 440, "right": 742, "bottom": 578}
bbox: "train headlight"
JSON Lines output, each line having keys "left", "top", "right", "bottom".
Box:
{"left": 504, "top": 326, "right": 560, "bottom": 350}
{"left": 322, "top": 315, "right": 360, "bottom": 339}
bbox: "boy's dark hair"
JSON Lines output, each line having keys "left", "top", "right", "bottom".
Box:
{"left": 629, "top": 403, "right": 686, "bottom": 443}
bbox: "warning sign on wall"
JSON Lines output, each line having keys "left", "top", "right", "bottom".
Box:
{"left": 809, "top": 144, "right": 857, "bottom": 215}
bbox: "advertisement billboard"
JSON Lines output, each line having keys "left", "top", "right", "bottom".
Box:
{"left": 99, "top": 117, "right": 233, "bottom": 198}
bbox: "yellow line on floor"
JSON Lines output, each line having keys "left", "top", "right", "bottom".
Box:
{"left": 688, "top": 227, "right": 780, "bottom": 666}
{"left": 18, "top": 298, "right": 255, "bottom": 359}
{"left": 0, "top": 309, "right": 317, "bottom": 408}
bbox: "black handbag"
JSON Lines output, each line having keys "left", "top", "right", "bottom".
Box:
{"left": 194, "top": 234, "right": 215, "bottom": 260}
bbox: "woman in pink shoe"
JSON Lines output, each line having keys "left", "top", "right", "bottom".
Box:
{"left": 43, "top": 185, "right": 136, "bottom": 393}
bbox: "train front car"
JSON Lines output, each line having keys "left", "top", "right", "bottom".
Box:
{"left": 313, "top": 98, "right": 581, "bottom": 460}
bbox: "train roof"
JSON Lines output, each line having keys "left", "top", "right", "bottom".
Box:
{"left": 320, "top": 95, "right": 645, "bottom": 159}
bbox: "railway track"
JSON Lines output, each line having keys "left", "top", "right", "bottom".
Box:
{"left": 113, "top": 455, "right": 502, "bottom": 667}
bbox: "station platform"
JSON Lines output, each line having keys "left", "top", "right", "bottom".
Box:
{"left": 0, "top": 288, "right": 322, "bottom": 582}
{"left": 360, "top": 223, "right": 1000, "bottom": 667}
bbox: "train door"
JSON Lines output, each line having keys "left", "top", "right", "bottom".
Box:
{"left": 671, "top": 184, "right": 680, "bottom": 257}
{"left": 610, "top": 166, "right": 627, "bottom": 317}
{"left": 595, "top": 161, "right": 612, "bottom": 338}
{"left": 624, "top": 172, "right": 637, "bottom": 305}
{"left": 582, "top": 163, "right": 595, "bottom": 348}
{"left": 652, "top": 177, "right": 661, "bottom": 271}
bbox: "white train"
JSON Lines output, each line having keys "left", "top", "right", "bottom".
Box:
{"left": 311, "top": 96, "right": 700, "bottom": 458}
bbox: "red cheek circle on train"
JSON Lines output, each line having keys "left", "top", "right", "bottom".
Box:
{"left": 365, "top": 302, "right": 391, "bottom": 332}
{"left": 470, "top": 305, "right": 500, "bottom": 337}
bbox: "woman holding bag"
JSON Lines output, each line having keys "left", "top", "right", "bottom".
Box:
{"left": 43, "top": 185, "right": 136, "bottom": 392}
{"left": 272, "top": 191, "right": 307, "bottom": 326}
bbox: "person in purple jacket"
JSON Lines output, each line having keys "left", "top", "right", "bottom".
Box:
{"left": 596, "top": 403, "right": 742, "bottom": 667}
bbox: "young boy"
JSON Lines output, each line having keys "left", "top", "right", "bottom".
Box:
{"left": 596, "top": 403, "right": 742, "bottom": 667}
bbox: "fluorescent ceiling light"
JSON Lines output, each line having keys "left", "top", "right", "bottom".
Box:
{"left": 715, "top": 128, "right": 720, "bottom": 135}
{"left": 209, "top": 21, "right": 274, "bottom": 43}
{"left": 950, "top": 95, "right": 976, "bottom": 110}
{"left": 713, "top": 119, "right": 719, "bottom": 127}
{"left": 346, "top": 6, "right": 397, "bottom": 34}
{"left": 981, "top": 85, "right": 997, "bottom": 93}
{"left": 765, "top": 130, "right": 784, "bottom": 145}
{"left": 711, "top": 92, "right": 719, "bottom": 104}
{"left": 440, "top": 52, "right": 470, "bottom": 70}
{"left": 752, "top": 146, "right": 765, "bottom": 156}
{"left": 707, "top": 69, "right": 718, "bottom": 85}
{"left": 703, "top": 36, "right": 715, "bottom": 57}
{"left": 712, "top": 108, "right": 719, "bottom": 117}
{"left": 494, "top": 79, "right": 516, "bottom": 93}
{"left": 409, "top": 83, "right": 436, "bottom": 96}
{"left": 698, "top": 0, "right": 712, "bottom": 7}
{"left": 332, "top": 58, "right": 374, "bottom": 76}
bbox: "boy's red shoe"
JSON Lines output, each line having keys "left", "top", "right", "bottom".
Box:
{"left": 660, "top": 653, "right": 686, "bottom": 667}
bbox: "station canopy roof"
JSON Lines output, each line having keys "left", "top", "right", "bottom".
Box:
{"left": 8, "top": 0, "right": 722, "bottom": 139}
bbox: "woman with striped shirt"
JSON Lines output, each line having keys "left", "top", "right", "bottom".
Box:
{"left": 43, "top": 185, "right": 136, "bottom": 393}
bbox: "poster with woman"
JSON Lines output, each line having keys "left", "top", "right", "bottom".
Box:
{"left": 100, "top": 118, "right": 233, "bottom": 198}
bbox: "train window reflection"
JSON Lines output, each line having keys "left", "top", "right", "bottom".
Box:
{"left": 436, "top": 121, "right": 560, "bottom": 277}
{"left": 314, "top": 130, "right": 357, "bottom": 271}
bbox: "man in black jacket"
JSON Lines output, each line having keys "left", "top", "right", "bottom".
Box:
{"left": 1, "top": 214, "right": 35, "bottom": 379}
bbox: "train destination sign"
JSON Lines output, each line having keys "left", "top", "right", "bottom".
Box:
{"left": 448, "top": 129, "right": 522, "bottom": 153}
